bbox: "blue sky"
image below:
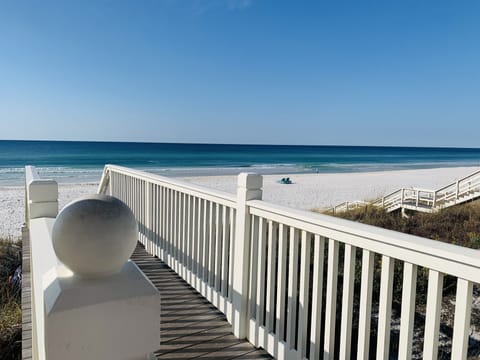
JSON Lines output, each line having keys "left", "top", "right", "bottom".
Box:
{"left": 0, "top": 0, "right": 479, "bottom": 146}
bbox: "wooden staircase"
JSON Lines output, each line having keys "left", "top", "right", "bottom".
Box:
{"left": 328, "top": 169, "right": 480, "bottom": 214}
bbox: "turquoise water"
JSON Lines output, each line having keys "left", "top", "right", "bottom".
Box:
{"left": 1, "top": 140, "right": 480, "bottom": 185}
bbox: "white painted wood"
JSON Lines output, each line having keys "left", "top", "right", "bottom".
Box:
{"left": 221, "top": 206, "right": 229, "bottom": 297}
{"left": 181, "top": 192, "right": 187, "bottom": 278}
{"left": 215, "top": 204, "right": 223, "bottom": 292}
{"left": 357, "top": 249, "right": 374, "bottom": 360}
{"left": 202, "top": 200, "right": 210, "bottom": 289}
{"left": 228, "top": 207, "right": 235, "bottom": 302}
{"left": 376, "top": 255, "right": 395, "bottom": 360}
{"left": 256, "top": 217, "right": 268, "bottom": 330}
{"left": 174, "top": 190, "right": 179, "bottom": 273}
{"left": 275, "top": 223, "right": 288, "bottom": 341}
{"left": 93, "top": 166, "right": 480, "bottom": 360}
{"left": 423, "top": 269, "right": 444, "bottom": 360}
{"left": 451, "top": 278, "right": 473, "bottom": 359}
{"left": 148, "top": 182, "right": 153, "bottom": 253}
{"left": 101, "top": 165, "right": 236, "bottom": 206}
{"left": 208, "top": 201, "right": 215, "bottom": 287}
{"left": 166, "top": 188, "right": 171, "bottom": 267}
{"left": 197, "top": 198, "right": 205, "bottom": 288}
{"left": 187, "top": 195, "right": 196, "bottom": 284}
{"left": 297, "top": 230, "right": 311, "bottom": 358}
{"left": 248, "top": 201, "right": 480, "bottom": 282}
{"left": 324, "top": 239, "right": 339, "bottom": 359}
{"left": 232, "top": 173, "right": 263, "bottom": 338}
{"left": 161, "top": 186, "right": 166, "bottom": 261}
{"left": 310, "top": 235, "right": 325, "bottom": 360}
{"left": 398, "top": 262, "right": 417, "bottom": 360}
{"left": 247, "top": 215, "right": 260, "bottom": 345}
{"left": 265, "top": 220, "right": 277, "bottom": 332}
{"left": 151, "top": 184, "right": 156, "bottom": 256}
{"left": 286, "top": 227, "right": 299, "bottom": 350}
{"left": 339, "top": 244, "right": 356, "bottom": 360}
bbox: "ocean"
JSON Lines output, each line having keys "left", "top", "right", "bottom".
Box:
{"left": 1, "top": 140, "right": 480, "bottom": 186}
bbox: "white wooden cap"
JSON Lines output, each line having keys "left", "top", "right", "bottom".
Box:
{"left": 52, "top": 195, "right": 138, "bottom": 278}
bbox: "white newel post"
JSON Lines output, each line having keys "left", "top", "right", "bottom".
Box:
{"left": 44, "top": 194, "right": 160, "bottom": 360}
{"left": 232, "top": 173, "right": 262, "bottom": 339}
{"left": 26, "top": 166, "right": 58, "bottom": 220}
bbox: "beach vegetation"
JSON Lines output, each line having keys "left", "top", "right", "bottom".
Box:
{"left": 0, "top": 238, "right": 22, "bottom": 360}
{"left": 319, "top": 201, "right": 480, "bottom": 358}
{"left": 327, "top": 200, "right": 480, "bottom": 249}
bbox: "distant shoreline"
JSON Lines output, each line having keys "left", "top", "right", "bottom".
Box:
{"left": 2, "top": 140, "right": 480, "bottom": 186}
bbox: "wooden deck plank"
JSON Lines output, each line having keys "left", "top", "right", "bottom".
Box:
{"left": 22, "top": 241, "right": 271, "bottom": 359}
{"left": 22, "top": 226, "right": 33, "bottom": 360}
{"left": 131, "top": 244, "right": 272, "bottom": 360}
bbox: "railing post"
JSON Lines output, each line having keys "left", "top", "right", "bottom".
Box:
{"left": 401, "top": 188, "right": 405, "bottom": 205}
{"left": 416, "top": 190, "right": 420, "bottom": 207}
{"left": 25, "top": 166, "right": 58, "bottom": 220}
{"left": 232, "top": 173, "right": 262, "bottom": 339}
{"left": 44, "top": 195, "right": 160, "bottom": 360}
{"left": 456, "top": 180, "right": 460, "bottom": 200}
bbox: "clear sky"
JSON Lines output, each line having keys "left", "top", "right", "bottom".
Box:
{"left": 0, "top": 0, "right": 479, "bottom": 147}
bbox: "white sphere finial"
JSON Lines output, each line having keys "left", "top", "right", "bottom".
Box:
{"left": 52, "top": 194, "right": 138, "bottom": 278}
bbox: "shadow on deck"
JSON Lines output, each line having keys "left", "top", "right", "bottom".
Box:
{"left": 22, "top": 241, "right": 271, "bottom": 360}
{"left": 131, "top": 244, "right": 272, "bottom": 359}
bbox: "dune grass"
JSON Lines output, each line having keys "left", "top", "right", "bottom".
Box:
{"left": 324, "top": 200, "right": 480, "bottom": 249}
{"left": 0, "top": 238, "right": 22, "bottom": 360}
{"left": 318, "top": 201, "right": 480, "bottom": 357}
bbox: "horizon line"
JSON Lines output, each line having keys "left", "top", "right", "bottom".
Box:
{"left": 1, "top": 138, "right": 480, "bottom": 150}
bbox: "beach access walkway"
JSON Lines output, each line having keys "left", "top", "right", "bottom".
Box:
{"left": 22, "top": 239, "right": 271, "bottom": 359}
{"left": 329, "top": 168, "right": 480, "bottom": 214}
{"left": 23, "top": 165, "right": 480, "bottom": 359}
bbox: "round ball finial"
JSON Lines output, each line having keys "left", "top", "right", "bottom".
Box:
{"left": 52, "top": 194, "right": 138, "bottom": 277}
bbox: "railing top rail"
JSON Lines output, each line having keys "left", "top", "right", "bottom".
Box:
{"left": 103, "top": 164, "right": 237, "bottom": 207}
{"left": 456, "top": 169, "right": 480, "bottom": 183}
{"left": 412, "top": 187, "right": 435, "bottom": 193}
{"left": 247, "top": 199, "right": 480, "bottom": 282}
{"left": 382, "top": 188, "right": 404, "bottom": 199}
{"left": 25, "top": 165, "right": 56, "bottom": 185}
{"left": 435, "top": 169, "right": 480, "bottom": 193}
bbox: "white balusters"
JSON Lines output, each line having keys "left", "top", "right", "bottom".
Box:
{"left": 339, "top": 244, "right": 356, "bottom": 360}
{"left": 398, "top": 262, "right": 417, "bottom": 360}
{"left": 423, "top": 269, "right": 444, "bottom": 359}
{"left": 357, "top": 249, "right": 374, "bottom": 359}
{"left": 95, "top": 166, "right": 480, "bottom": 360}
{"left": 324, "top": 239, "right": 339, "bottom": 359}
{"left": 376, "top": 255, "right": 395, "bottom": 360}
{"left": 452, "top": 279, "right": 473, "bottom": 358}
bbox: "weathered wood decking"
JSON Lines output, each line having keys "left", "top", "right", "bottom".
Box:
{"left": 21, "top": 241, "right": 272, "bottom": 360}
{"left": 22, "top": 226, "right": 33, "bottom": 360}
{"left": 132, "top": 244, "right": 272, "bottom": 359}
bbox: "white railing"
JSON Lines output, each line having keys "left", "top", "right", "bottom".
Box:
{"left": 98, "top": 164, "right": 480, "bottom": 359}
{"left": 330, "top": 200, "right": 370, "bottom": 215}
{"left": 330, "top": 168, "right": 480, "bottom": 214}
{"left": 371, "top": 188, "right": 436, "bottom": 212}
{"left": 98, "top": 165, "right": 239, "bottom": 323}
{"left": 435, "top": 169, "right": 480, "bottom": 208}
{"left": 25, "top": 166, "right": 160, "bottom": 360}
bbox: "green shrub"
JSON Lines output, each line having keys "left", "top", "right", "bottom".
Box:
{"left": 0, "top": 239, "right": 22, "bottom": 360}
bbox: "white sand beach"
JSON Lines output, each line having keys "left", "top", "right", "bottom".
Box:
{"left": 1, "top": 166, "right": 478, "bottom": 239}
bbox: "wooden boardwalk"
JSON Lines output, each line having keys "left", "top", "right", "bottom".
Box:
{"left": 22, "top": 241, "right": 272, "bottom": 360}
{"left": 131, "top": 244, "right": 272, "bottom": 360}
{"left": 21, "top": 226, "right": 33, "bottom": 360}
